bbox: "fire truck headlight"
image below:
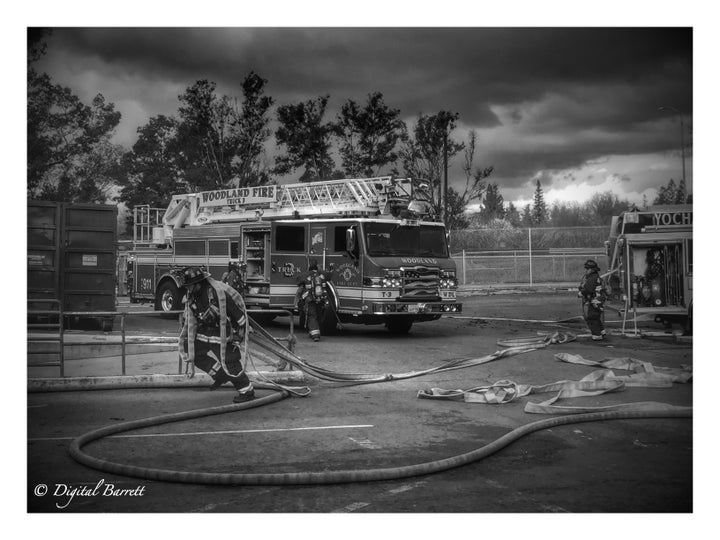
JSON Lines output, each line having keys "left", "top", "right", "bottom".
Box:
{"left": 381, "top": 276, "right": 401, "bottom": 288}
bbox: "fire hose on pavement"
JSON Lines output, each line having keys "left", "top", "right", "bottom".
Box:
{"left": 68, "top": 320, "right": 692, "bottom": 486}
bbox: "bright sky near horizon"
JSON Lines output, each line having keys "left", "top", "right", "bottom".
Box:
{"left": 33, "top": 25, "right": 692, "bottom": 208}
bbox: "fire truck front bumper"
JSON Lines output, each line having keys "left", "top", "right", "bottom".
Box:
{"left": 368, "top": 301, "right": 462, "bottom": 315}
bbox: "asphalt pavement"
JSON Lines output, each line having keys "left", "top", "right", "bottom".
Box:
{"left": 26, "top": 288, "right": 693, "bottom": 513}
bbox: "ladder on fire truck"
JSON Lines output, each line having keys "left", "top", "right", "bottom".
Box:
{"left": 160, "top": 176, "right": 425, "bottom": 242}
{"left": 293, "top": 176, "right": 417, "bottom": 212}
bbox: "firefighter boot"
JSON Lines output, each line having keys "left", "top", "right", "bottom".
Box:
{"left": 233, "top": 384, "right": 256, "bottom": 403}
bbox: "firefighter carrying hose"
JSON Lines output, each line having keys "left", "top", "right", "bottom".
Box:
{"left": 296, "top": 259, "right": 329, "bottom": 342}
{"left": 179, "top": 266, "right": 255, "bottom": 403}
{"left": 578, "top": 259, "right": 607, "bottom": 341}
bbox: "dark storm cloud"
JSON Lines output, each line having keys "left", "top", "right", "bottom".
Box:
{"left": 46, "top": 27, "right": 691, "bottom": 119}
{"left": 36, "top": 27, "right": 692, "bottom": 194}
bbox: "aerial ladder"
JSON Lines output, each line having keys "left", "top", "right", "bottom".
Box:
{"left": 155, "top": 176, "right": 430, "bottom": 244}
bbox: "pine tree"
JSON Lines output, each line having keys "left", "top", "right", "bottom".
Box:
{"left": 479, "top": 183, "right": 505, "bottom": 223}
{"left": 521, "top": 204, "right": 533, "bottom": 227}
{"left": 532, "top": 179, "right": 548, "bottom": 225}
{"left": 653, "top": 178, "right": 684, "bottom": 205}
{"left": 675, "top": 177, "right": 688, "bottom": 204}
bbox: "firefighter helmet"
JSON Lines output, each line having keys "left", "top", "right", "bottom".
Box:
{"left": 584, "top": 259, "right": 599, "bottom": 269}
{"left": 182, "top": 266, "right": 210, "bottom": 286}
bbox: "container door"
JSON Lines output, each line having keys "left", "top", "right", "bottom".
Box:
{"left": 62, "top": 204, "right": 117, "bottom": 312}
{"left": 27, "top": 202, "right": 61, "bottom": 309}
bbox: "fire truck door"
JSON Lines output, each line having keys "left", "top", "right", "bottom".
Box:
{"left": 269, "top": 222, "right": 308, "bottom": 308}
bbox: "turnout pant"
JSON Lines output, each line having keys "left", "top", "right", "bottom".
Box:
{"left": 584, "top": 303, "right": 605, "bottom": 337}
{"left": 304, "top": 301, "right": 321, "bottom": 339}
{"left": 184, "top": 339, "right": 252, "bottom": 391}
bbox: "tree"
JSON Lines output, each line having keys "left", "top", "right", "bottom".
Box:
{"left": 445, "top": 188, "right": 470, "bottom": 230}
{"left": 654, "top": 178, "right": 678, "bottom": 205}
{"left": 675, "top": 177, "right": 689, "bottom": 204}
{"left": 531, "top": 179, "right": 548, "bottom": 225}
{"left": 549, "top": 201, "right": 585, "bottom": 227}
{"left": 29, "top": 29, "right": 124, "bottom": 202}
{"left": 455, "top": 129, "right": 494, "bottom": 223}
{"left": 232, "top": 72, "right": 274, "bottom": 186}
{"left": 175, "top": 80, "right": 239, "bottom": 190}
{"left": 587, "top": 191, "right": 629, "bottom": 225}
{"left": 521, "top": 204, "right": 533, "bottom": 227}
{"left": 334, "top": 92, "right": 404, "bottom": 177}
{"left": 274, "top": 95, "right": 336, "bottom": 181}
{"left": 28, "top": 76, "right": 122, "bottom": 201}
{"left": 396, "top": 111, "right": 466, "bottom": 223}
{"left": 505, "top": 202, "right": 522, "bottom": 227}
{"left": 118, "top": 115, "right": 183, "bottom": 210}
{"left": 479, "top": 182, "right": 505, "bottom": 223}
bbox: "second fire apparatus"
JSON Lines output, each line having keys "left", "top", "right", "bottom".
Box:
{"left": 129, "top": 176, "right": 461, "bottom": 334}
{"left": 605, "top": 204, "right": 692, "bottom": 334}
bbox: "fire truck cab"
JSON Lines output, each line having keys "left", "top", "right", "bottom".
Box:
{"left": 129, "top": 177, "right": 461, "bottom": 334}
{"left": 605, "top": 205, "right": 692, "bottom": 334}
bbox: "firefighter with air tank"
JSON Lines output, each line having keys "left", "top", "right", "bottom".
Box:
{"left": 296, "top": 259, "right": 331, "bottom": 342}
{"left": 578, "top": 259, "right": 607, "bottom": 341}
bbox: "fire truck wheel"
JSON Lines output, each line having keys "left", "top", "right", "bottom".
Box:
{"left": 156, "top": 281, "right": 182, "bottom": 312}
{"left": 385, "top": 317, "right": 413, "bottom": 335}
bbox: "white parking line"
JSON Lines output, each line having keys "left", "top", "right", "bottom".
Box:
{"left": 28, "top": 424, "right": 374, "bottom": 442}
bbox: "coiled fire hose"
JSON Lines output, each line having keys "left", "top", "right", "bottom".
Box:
{"left": 68, "top": 321, "right": 691, "bottom": 485}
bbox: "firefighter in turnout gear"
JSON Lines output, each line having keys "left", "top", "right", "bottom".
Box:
{"left": 221, "top": 261, "right": 243, "bottom": 293}
{"left": 296, "top": 259, "right": 329, "bottom": 342}
{"left": 179, "top": 266, "right": 255, "bottom": 403}
{"left": 578, "top": 259, "right": 607, "bottom": 341}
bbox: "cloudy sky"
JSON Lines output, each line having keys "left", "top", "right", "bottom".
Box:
{"left": 31, "top": 23, "right": 693, "bottom": 209}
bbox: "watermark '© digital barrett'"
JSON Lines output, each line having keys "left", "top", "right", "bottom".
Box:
{"left": 33, "top": 479, "right": 146, "bottom": 509}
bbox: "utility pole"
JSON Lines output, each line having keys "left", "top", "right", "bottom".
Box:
{"left": 443, "top": 129, "right": 448, "bottom": 225}
{"left": 658, "top": 106, "right": 687, "bottom": 187}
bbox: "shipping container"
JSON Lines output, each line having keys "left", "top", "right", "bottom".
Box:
{"left": 27, "top": 201, "right": 118, "bottom": 331}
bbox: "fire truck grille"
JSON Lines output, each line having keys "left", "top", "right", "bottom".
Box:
{"left": 401, "top": 266, "right": 440, "bottom": 298}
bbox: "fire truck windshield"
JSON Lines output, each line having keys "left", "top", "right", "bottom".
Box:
{"left": 364, "top": 223, "right": 449, "bottom": 258}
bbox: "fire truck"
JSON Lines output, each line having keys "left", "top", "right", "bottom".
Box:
{"left": 605, "top": 204, "right": 692, "bottom": 334}
{"left": 129, "top": 176, "right": 461, "bottom": 334}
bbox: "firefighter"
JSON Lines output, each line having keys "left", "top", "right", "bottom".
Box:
{"left": 179, "top": 266, "right": 255, "bottom": 403}
{"left": 578, "top": 259, "right": 607, "bottom": 341}
{"left": 296, "top": 259, "right": 329, "bottom": 342}
{"left": 222, "top": 261, "right": 243, "bottom": 293}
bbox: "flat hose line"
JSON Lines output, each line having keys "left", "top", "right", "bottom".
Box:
{"left": 68, "top": 321, "right": 690, "bottom": 485}
{"left": 247, "top": 321, "right": 568, "bottom": 384}
{"left": 68, "top": 390, "right": 691, "bottom": 486}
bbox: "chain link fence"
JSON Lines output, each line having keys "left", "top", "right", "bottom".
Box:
{"left": 449, "top": 226, "right": 609, "bottom": 285}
